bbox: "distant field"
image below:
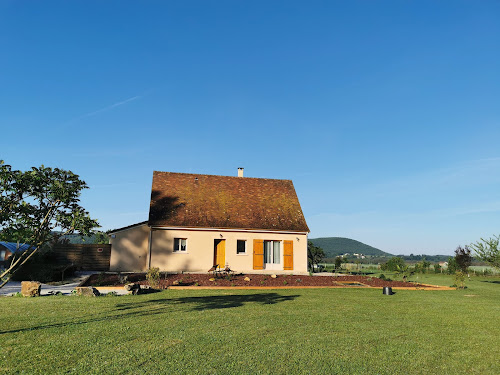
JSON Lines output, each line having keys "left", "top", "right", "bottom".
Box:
{"left": 319, "top": 263, "right": 500, "bottom": 275}
{"left": 1, "top": 274, "right": 499, "bottom": 374}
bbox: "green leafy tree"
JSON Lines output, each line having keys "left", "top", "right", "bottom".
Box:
{"left": 433, "top": 263, "right": 442, "bottom": 273}
{"left": 380, "top": 256, "right": 406, "bottom": 272}
{"left": 470, "top": 235, "right": 500, "bottom": 269}
{"left": 446, "top": 256, "right": 458, "bottom": 274}
{"left": 0, "top": 161, "right": 99, "bottom": 288}
{"left": 93, "top": 231, "right": 110, "bottom": 244}
{"left": 334, "top": 256, "right": 343, "bottom": 271}
{"left": 307, "top": 241, "right": 325, "bottom": 272}
{"left": 395, "top": 263, "right": 413, "bottom": 281}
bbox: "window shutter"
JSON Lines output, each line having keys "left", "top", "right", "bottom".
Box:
{"left": 253, "top": 239, "right": 264, "bottom": 270}
{"left": 284, "top": 240, "right": 293, "bottom": 270}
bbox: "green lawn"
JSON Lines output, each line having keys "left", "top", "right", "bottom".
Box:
{"left": 1, "top": 275, "right": 499, "bottom": 374}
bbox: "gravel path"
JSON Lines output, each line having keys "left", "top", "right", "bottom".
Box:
{"left": 0, "top": 271, "right": 94, "bottom": 296}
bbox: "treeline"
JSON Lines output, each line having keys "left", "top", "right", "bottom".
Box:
{"left": 396, "top": 254, "right": 449, "bottom": 262}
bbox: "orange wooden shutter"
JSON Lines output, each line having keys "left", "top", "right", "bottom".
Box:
{"left": 253, "top": 239, "right": 264, "bottom": 270}
{"left": 284, "top": 240, "right": 293, "bottom": 270}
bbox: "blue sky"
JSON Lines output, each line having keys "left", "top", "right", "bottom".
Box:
{"left": 1, "top": 1, "right": 499, "bottom": 255}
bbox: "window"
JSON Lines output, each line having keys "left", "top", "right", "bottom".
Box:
{"left": 237, "top": 240, "right": 246, "bottom": 254}
{"left": 173, "top": 238, "right": 187, "bottom": 252}
{"left": 264, "top": 240, "right": 280, "bottom": 264}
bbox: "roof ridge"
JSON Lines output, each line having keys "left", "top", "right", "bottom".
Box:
{"left": 152, "top": 171, "right": 292, "bottom": 182}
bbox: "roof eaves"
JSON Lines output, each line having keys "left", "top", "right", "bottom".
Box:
{"left": 107, "top": 221, "right": 149, "bottom": 234}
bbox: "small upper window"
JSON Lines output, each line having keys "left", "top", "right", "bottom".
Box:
{"left": 174, "top": 238, "right": 187, "bottom": 252}
{"left": 237, "top": 240, "right": 246, "bottom": 254}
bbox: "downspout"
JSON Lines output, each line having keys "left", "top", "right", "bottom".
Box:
{"left": 147, "top": 229, "right": 153, "bottom": 270}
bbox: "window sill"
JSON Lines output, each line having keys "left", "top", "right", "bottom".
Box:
{"left": 236, "top": 253, "right": 248, "bottom": 256}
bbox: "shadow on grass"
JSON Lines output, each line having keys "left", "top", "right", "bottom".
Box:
{"left": 0, "top": 293, "right": 299, "bottom": 335}
{"left": 481, "top": 280, "right": 500, "bottom": 284}
{"left": 116, "top": 293, "right": 299, "bottom": 312}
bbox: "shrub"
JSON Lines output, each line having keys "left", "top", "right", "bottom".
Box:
{"left": 434, "top": 263, "right": 442, "bottom": 273}
{"left": 146, "top": 267, "right": 161, "bottom": 289}
{"left": 378, "top": 274, "right": 392, "bottom": 281}
{"left": 453, "top": 271, "right": 466, "bottom": 289}
{"left": 482, "top": 268, "right": 493, "bottom": 276}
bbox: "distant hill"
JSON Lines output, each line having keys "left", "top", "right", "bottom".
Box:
{"left": 309, "top": 237, "right": 393, "bottom": 258}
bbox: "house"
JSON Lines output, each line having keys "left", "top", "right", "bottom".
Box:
{"left": 109, "top": 169, "right": 310, "bottom": 274}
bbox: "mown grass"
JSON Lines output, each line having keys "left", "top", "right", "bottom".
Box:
{"left": 1, "top": 275, "right": 499, "bottom": 374}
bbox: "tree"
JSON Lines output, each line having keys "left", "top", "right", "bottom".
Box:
{"left": 433, "top": 263, "right": 442, "bottom": 273}
{"left": 334, "top": 256, "right": 343, "bottom": 271}
{"left": 394, "top": 262, "right": 413, "bottom": 282}
{"left": 93, "top": 231, "right": 110, "bottom": 244}
{"left": 454, "top": 246, "right": 472, "bottom": 275}
{"left": 0, "top": 161, "right": 99, "bottom": 288}
{"left": 380, "top": 256, "right": 406, "bottom": 272}
{"left": 470, "top": 235, "right": 500, "bottom": 269}
{"left": 446, "top": 256, "right": 458, "bottom": 275}
{"left": 307, "top": 241, "right": 325, "bottom": 272}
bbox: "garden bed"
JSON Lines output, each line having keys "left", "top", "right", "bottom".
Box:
{"left": 83, "top": 273, "right": 440, "bottom": 289}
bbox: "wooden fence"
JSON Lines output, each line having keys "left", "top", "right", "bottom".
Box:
{"left": 52, "top": 244, "right": 111, "bottom": 271}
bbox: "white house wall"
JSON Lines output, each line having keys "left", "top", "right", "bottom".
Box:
{"left": 110, "top": 225, "right": 308, "bottom": 274}
{"left": 109, "top": 224, "right": 149, "bottom": 272}
{"left": 150, "top": 228, "right": 308, "bottom": 274}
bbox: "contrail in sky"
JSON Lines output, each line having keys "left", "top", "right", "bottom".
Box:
{"left": 81, "top": 95, "right": 141, "bottom": 118}
{"left": 65, "top": 94, "right": 143, "bottom": 124}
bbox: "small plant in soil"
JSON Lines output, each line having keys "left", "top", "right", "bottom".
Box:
{"left": 296, "top": 279, "right": 302, "bottom": 283}
{"left": 260, "top": 280, "right": 265, "bottom": 285}
{"left": 283, "top": 280, "right": 288, "bottom": 285}
{"left": 146, "top": 267, "right": 161, "bottom": 289}
{"left": 194, "top": 282, "right": 199, "bottom": 287}
{"left": 231, "top": 283, "right": 236, "bottom": 287}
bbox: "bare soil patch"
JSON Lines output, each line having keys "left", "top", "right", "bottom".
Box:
{"left": 83, "top": 273, "right": 436, "bottom": 289}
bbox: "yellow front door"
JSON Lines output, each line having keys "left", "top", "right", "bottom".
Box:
{"left": 214, "top": 239, "right": 225, "bottom": 267}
